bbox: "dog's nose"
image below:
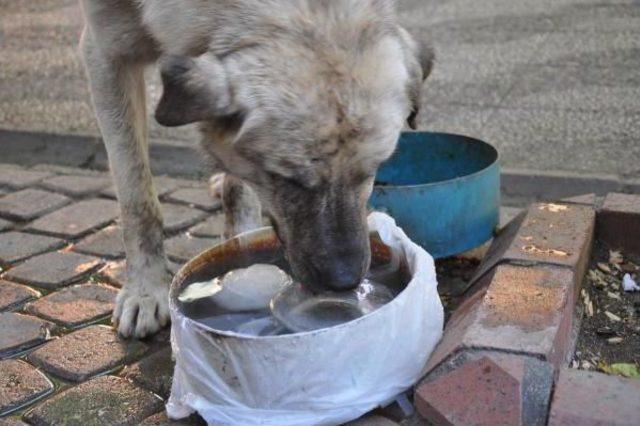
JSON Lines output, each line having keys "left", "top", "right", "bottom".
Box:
{"left": 308, "top": 249, "right": 368, "bottom": 292}
{"left": 320, "top": 265, "right": 363, "bottom": 291}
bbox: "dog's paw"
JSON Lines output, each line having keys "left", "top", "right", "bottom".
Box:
{"left": 209, "top": 172, "right": 225, "bottom": 200}
{"left": 112, "top": 271, "right": 171, "bottom": 338}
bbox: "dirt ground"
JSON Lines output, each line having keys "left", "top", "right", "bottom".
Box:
{"left": 573, "top": 242, "right": 640, "bottom": 377}
{"left": 435, "top": 257, "right": 480, "bottom": 322}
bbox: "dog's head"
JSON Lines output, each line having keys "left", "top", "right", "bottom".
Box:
{"left": 155, "top": 11, "right": 432, "bottom": 292}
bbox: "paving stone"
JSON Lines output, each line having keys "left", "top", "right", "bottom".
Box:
{"left": 73, "top": 225, "right": 125, "bottom": 259}
{"left": 28, "top": 199, "right": 118, "bottom": 238}
{"left": 24, "top": 375, "right": 163, "bottom": 426}
{"left": 549, "top": 368, "right": 640, "bottom": 426}
{"left": 40, "top": 175, "right": 110, "bottom": 197}
{"left": 30, "top": 165, "right": 105, "bottom": 177}
{"left": 471, "top": 202, "right": 595, "bottom": 286}
{"left": 97, "top": 260, "right": 126, "bottom": 288}
{"left": 598, "top": 193, "right": 640, "bottom": 254}
{"left": 140, "top": 411, "right": 206, "bottom": 426}
{"left": 162, "top": 203, "right": 208, "bottom": 234}
{"left": 501, "top": 169, "right": 620, "bottom": 204}
{"left": 0, "top": 167, "right": 51, "bottom": 190}
{"left": 99, "top": 186, "right": 117, "bottom": 199}
{"left": 426, "top": 264, "right": 578, "bottom": 372}
{"left": 0, "top": 232, "right": 65, "bottom": 264}
{"left": 416, "top": 352, "right": 553, "bottom": 426}
{"left": 0, "top": 280, "right": 40, "bottom": 311}
{"left": 0, "top": 312, "right": 56, "bottom": 357}
{"left": 0, "top": 218, "right": 12, "bottom": 232}
{"left": 28, "top": 325, "right": 147, "bottom": 382}
{"left": 0, "top": 360, "right": 53, "bottom": 416}
{"left": 102, "top": 176, "right": 199, "bottom": 200}
{"left": 166, "top": 187, "right": 221, "bottom": 212}
{"left": 188, "top": 214, "right": 224, "bottom": 238}
{"left": 25, "top": 283, "right": 117, "bottom": 328}
{"left": 346, "top": 414, "right": 399, "bottom": 425}
{"left": 122, "top": 347, "right": 174, "bottom": 399}
{"left": 165, "top": 234, "right": 219, "bottom": 262}
{"left": 0, "top": 189, "right": 71, "bottom": 221}
{"left": 3, "top": 251, "right": 102, "bottom": 290}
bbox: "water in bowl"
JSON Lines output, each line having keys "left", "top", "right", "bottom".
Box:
{"left": 178, "top": 243, "right": 408, "bottom": 336}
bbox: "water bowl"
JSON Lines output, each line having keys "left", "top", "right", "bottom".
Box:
{"left": 369, "top": 131, "right": 500, "bottom": 258}
{"left": 167, "top": 219, "right": 443, "bottom": 425}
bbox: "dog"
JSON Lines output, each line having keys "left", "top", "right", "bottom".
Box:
{"left": 80, "top": 0, "right": 432, "bottom": 338}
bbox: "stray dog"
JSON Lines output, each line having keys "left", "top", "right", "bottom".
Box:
{"left": 80, "top": 0, "right": 432, "bottom": 337}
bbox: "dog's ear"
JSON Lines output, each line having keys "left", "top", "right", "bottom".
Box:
{"left": 155, "top": 54, "right": 238, "bottom": 127}
{"left": 399, "top": 28, "right": 434, "bottom": 130}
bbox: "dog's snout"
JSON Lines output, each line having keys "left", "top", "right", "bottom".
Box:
{"left": 316, "top": 260, "right": 364, "bottom": 291}
{"left": 296, "top": 243, "right": 370, "bottom": 292}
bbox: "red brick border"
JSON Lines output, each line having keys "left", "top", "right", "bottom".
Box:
{"left": 416, "top": 201, "right": 597, "bottom": 424}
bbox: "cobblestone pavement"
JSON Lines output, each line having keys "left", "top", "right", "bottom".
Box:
{"left": 1, "top": 0, "right": 640, "bottom": 177}
{"left": 2, "top": 164, "right": 640, "bottom": 424}
{"left": 0, "top": 163, "right": 219, "bottom": 424}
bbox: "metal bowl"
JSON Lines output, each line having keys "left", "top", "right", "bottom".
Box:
{"left": 369, "top": 131, "right": 500, "bottom": 258}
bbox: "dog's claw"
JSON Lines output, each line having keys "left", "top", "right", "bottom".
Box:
{"left": 112, "top": 274, "right": 171, "bottom": 338}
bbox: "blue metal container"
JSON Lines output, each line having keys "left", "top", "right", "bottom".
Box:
{"left": 369, "top": 132, "right": 500, "bottom": 258}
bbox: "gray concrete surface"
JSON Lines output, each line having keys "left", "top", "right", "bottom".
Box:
{"left": 1, "top": 0, "right": 639, "bottom": 179}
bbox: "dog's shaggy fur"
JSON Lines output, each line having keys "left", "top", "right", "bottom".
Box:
{"left": 80, "top": 0, "right": 432, "bottom": 337}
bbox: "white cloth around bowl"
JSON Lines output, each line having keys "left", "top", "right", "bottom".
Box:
{"left": 166, "top": 212, "right": 444, "bottom": 425}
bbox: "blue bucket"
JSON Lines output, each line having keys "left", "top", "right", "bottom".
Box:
{"left": 369, "top": 132, "right": 500, "bottom": 259}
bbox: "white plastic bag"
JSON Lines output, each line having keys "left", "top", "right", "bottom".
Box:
{"left": 167, "top": 212, "right": 444, "bottom": 425}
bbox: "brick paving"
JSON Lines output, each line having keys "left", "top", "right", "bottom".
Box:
{"left": 165, "top": 234, "right": 220, "bottom": 263}
{"left": 0, "top": 360, "right": 53, "bottom": 416}
{"left": 0, "top": 218, "right": 12, "bottom": 232}
{"left": 549, "top": 368, "right": 640, "bottom": 426}
{"left": 121, "top": 348, "right": 174, "bottom": 399}
{"left": 426, "top": 264, "right": 578, "bottom": 371}
{"left": 0, "top": 168, "right": 51, "bottom": 190}
{"left": 0, "top": 313, "right": 56, "bottom": 358}
{"left": 0, "top": 233, "right": 65, "bottom": 265}
{"left": 166, "top": 187, "right": 221, "bottom": 212}
{"left": 0, "top": 189, "right": 70, "bottom": 222}
{"left": 73, "top": 224, "right": 125, "bottom": 259}
{"left": 39, "top": 174, "right": 110, "bottom": 198}
{"left": 1, "top": 163, "right": 639, "bottom": 424}
{"left": 24, "top": 283, "right": 116, "bottom": 328}
{"left": 140, "top": 411, "right": 205, "bottom": 426}
{"left": 96, "top": 260, "right": 126, "bottom": 288}
{"left": 417, "top": 351, "right": 553, "bottom": 425}
{"left": 188, "top": 215, "right": 224, "bottom": 238}
{"left": 4, "top": 251, "right": 102, "bottom": 290}
{"left": 28, "top": 198, "right": 118, "bottom": 238}
{"left": 24, "top": 375, "right": 163, "bottom": 426}
{"left": 28, "top": 325, "right": 147, "bottom": 382}
{"left": 0, "top": 281, "right": 40, "bottom": 312}
{"left": 161, "top": 203, "right": 208, "bottom": 234}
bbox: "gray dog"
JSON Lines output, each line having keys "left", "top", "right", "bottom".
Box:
{"left": 80, "top": 0, "right": 432, "bottom": 337}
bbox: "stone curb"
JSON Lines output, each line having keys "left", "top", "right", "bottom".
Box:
{"left": 549, "top": 368, "right": 640, "bottom": 425}
{"left": 415, "top": 201, "right": 598, "bottom": 424}
{"left": 0, "top": 129, "right": 209, "bottom": 178}
{"left": 597, "top": 193, "right": 640, "bottom": 254}
{"left": 2, "top": 130, "right": 639, "bottom": 202}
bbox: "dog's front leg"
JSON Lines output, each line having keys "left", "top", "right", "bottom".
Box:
{"left": 81, "top": 33, "right": 169, "bottom": 338}
{"left": 222, "top": 175, "right": 263, "bottom": 239}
